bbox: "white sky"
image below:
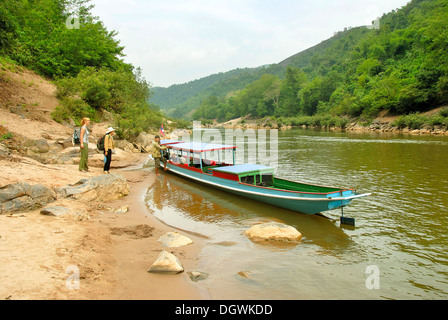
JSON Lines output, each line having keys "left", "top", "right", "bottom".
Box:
{"left": 89, "top": 0, "right": 410, "bottom": 87}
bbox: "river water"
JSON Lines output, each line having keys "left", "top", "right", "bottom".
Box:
{"left": 145, "top": 128, "right": 448, "bottom": 300}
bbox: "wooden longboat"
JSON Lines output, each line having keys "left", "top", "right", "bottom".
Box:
{"left": 159, "top": 141, "right": 370, "bottom": 216}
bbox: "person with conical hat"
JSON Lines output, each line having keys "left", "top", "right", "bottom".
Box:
{"left": 103, "top": 127, "right": 115, "bottom": 174}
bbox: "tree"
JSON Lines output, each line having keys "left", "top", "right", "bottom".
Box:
{"left": 3, "top": 0, "right": 127, "bottom": 78}
{"left": 278, "top": 67, "right": 307, "bottom": 116}
{"left": 0, "top": 4, "right": 18, "bottom": 53}
{"left": 300, "top": 78, "right": 322, "bottom": 116}
{"left": 264, "top": 77, "right": 282, "bottom": 112}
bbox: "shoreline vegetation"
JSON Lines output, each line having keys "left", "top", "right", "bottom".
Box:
{"left": 203, "top": 106, "right": 448, "bottom": 136}
{"left": 156, "top": 0, "right": 448, "bottom": 136}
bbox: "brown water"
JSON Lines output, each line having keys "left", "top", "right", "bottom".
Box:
{"left": 145, "top": 129, "right": 448, "bottom": 300}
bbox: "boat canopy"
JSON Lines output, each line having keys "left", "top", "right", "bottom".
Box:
{"left": 160, "top": 140, "right": 183, "bottom": 146}
{"left": 169, "top": 142, "right": 236, "bottom": 153}
{"left": 211, "top": 164, "right": 274, "bottom": 175}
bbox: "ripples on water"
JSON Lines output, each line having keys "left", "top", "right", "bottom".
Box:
{"left": 146, "top": 129, "right": 448, "bottom": 299}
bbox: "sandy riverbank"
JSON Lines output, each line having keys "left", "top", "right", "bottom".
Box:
{"left": 97, "top": 165, "right": 208, "bottom": 300}
{"left": 1, "top": 66, "right": 209, "bottom": 300}
{"left": 0, "top": 155, "right": 208, "bottom": 300}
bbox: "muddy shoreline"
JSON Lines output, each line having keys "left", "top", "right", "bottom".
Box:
{"left": 0, "top": 155, "right": 209, "bottom": 300}
{"left": 100, "top": 164, "right": 210, "bottom": 300}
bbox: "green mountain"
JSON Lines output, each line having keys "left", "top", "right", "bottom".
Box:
{"left": 151, "top": 64, "right": 285, "bottom": 119}
{"left": 149, "top": 28, "right": 365, "bottom": 120}
{"left": 151, "top": 0, "right": 448, "bottom": 123}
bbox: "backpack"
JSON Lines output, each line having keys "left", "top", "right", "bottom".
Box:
{"left": 97, "top": 135, "right": 106, "bottom": 151}
{"left": 72, "top": 127, "right": 81, "bottom": 146}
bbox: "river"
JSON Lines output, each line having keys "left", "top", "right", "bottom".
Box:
{"left": 145, "top": 128, "right": 448, "bottom": 300}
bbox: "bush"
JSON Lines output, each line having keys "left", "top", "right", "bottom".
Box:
{"left": 439, "top": 107, "right": 448, "bottom": 118}
{"left": 325, "top": 116, "right": 337, "bottom": 127}
{"left": 291, "top": 116, "right": 312, "bottom": 127}
{"left": 428, "top": 115, "right": 445, "bottom": 126}
{"left": 407, "top": 114, "right": 427, "bottom": 129}
{"left": 51, "top": 98, "right": 98, "bottom": 125}
{"left": 54, "top": 67, "right": 165, "bottom": 140}
{"left": 394, "top": 116, "right": 407, "bottom": 129}
{"left": 335, "top": 117, "right": 349, "bottom": 129}
{"left": 393, "top": 113, "right": 429, "bottom": 129}
{"left": 0, "top": 131, "right": 13, "bottom": 142}
{"left": 81, "top": 78, "right": 111, "bottom": 110}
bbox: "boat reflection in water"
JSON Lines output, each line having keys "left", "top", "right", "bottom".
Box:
{"left": 158, "top": 141, "right": 370, "bottom": 219}
{"left": 145, "top": 172, "right": 364, "bottom": 300}
{"left": 146, "top": 172, "right": 353, "bottom": 249}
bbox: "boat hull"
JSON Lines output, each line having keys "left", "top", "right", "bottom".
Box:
{"left": 163, "top": 162, "right": 367, "bottom": 215}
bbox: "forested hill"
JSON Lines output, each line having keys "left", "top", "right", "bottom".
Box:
{"left": 152, "top": 0, "right": 448, "bottom": 123}
{"left": 151, "top": 64, "right": 285, "bottom": 119}
{"left": 0, "top": 0, "right": 171, "bottom": 140}
{"left": 151, "top": 30, "right": 350, "bottom": 119}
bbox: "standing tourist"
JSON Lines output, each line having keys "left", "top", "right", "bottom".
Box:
{"left": 103, "top": 127, "right": 115, "bottom": 174}
{"left": 79, "top": 117, "right": 90, "bottom": 172}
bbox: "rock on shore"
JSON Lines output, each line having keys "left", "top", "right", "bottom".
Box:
{"left": 187, "top": 271, "right": 209, "bottom": 282}
{"left": 40, "top": 205, "right": 72, "bottom": 217}
{"left": 56, "top": 173, "right": 130, "bottom": 202}
{"left": 148, "top": 251, "right": 184, "bottom": 274}
{"left": 158, "top": 232, "right": 193, "bottom": 248}
{"left": 1, "top": 173, "right": 130, "bottom": 215}
{"left": 0, "top": 182, "right": 56, "bottom": 215}
{"left": 244, "top": 222, "right": 302, "bottom": 243}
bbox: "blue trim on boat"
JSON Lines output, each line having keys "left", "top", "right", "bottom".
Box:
{"left": 164, "top": 162, "right": 370, "bottom": 215}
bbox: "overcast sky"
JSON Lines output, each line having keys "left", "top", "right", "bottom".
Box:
{"left": 89, "top": 0, "right": 410, "bottom": 88}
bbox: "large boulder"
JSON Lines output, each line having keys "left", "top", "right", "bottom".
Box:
{"left": 56, "top": 137, "right": 75, "bottom": 149}
{"left": 135, "top": 132, "right": 155, "bottom": 149}
{"left": 28, "top": 142, "right": 100, "bottom": 165}
{"left": 59, "top": 143, "right": 99, "bottom": 157}
{"left": 0, "top": 143, "right": 10, "bottom": 157}
{"left": 114, "top": 140, "right": 140, "bottom": 153}
{"left": 81, "top": 148, "right": 142, "bottom": 168}
{"left": 168, "top": 129, "right": 191, "bottom": 140}
{"left": 40, "top": 206, "right": 72, "bottom": 217}
{"left": 40, "top": 206, "right": 91, "bottom": 221}
{"left": 56, "top": 173, "right": 130, "bottom": 202}
{"left": 0, "top": 182, "right": 56, "bottom": 214}
{"left": 86, "top": 149, "right": 139, "bottom": 168}
{"left": 244, "top": 222, "right": 302, "bottom": 243}
{"left": 148, "top": 251, "right": 184, "bottom": 274}
{"left": 30, "top": 139, "right": 50, "bottom": 154}
{"left": 21, "top": 138, "right": 51, "bottom": 154}
{"left": 158, "top": 232, "right": 193, "bottom": 248}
